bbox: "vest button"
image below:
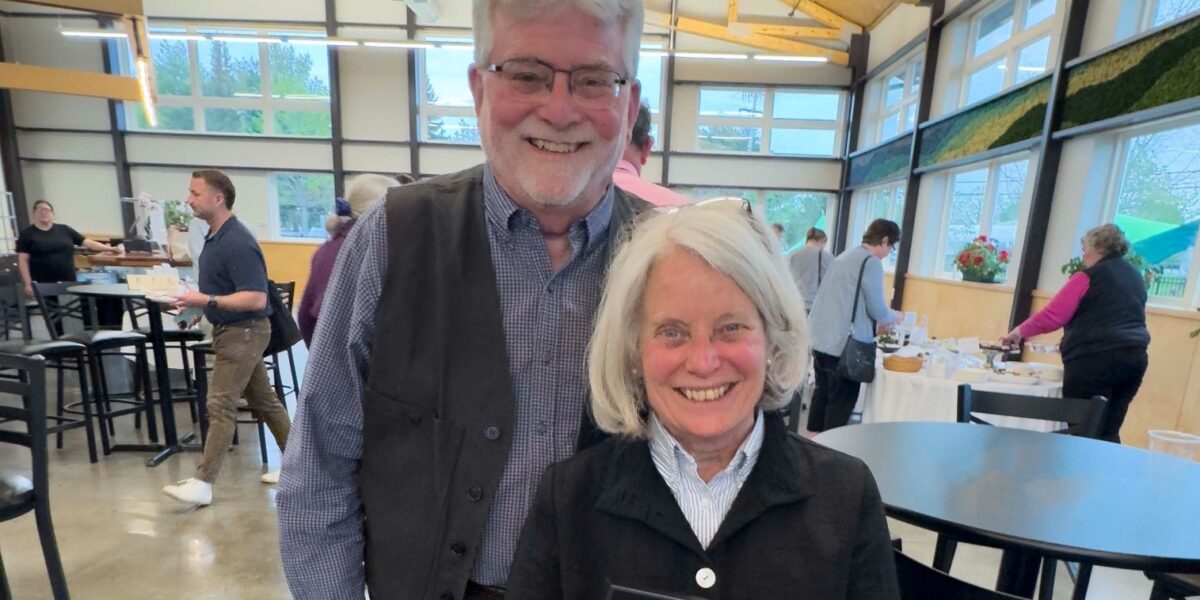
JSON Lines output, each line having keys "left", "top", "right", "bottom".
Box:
{"left": 695, "top": 567, "right": 716, "bottom": 589}
{"left": 450, "top": 541, "right": 466, "bottom": 556}
{"left": 467, "top": 486, "right": 483, "bottom": 501}
{"left": 484, "top": 425, "right": 501, "bottom": 440}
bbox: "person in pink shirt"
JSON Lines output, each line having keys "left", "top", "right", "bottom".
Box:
{"left": 1001, "top": 224, "right": 1150, "bottom": 443}
{"left": 612, "top": 103, "right": 687, "bottom": 207}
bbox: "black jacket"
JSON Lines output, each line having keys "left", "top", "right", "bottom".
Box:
{"left": 1060, "top": 254, "right": 1150, "bottom": 363}
{"left": 507, "top": 415, "right": 901, "bottom": 600}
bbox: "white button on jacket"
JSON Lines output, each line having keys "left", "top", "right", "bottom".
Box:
{"left": 695, "top": 567, "right": 716, "bottom": 589}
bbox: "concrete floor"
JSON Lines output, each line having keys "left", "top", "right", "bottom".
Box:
{"left": 0, "top": 349, "right": 1161, "bottom": 599}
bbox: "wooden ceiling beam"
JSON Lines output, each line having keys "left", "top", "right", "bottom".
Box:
{"left": 744, "top": 23, "right": 843, "bottom": 40}
{"left": 775, "top": 0, "right": 861, "bottom": 32}
{"left": 663, "top": 14, "right": 849, "bottom": 65}
{"left": 0, "top": 63, "right": 141, "bottom": 100}
{"left": 9, "top": 0, "right": 142, "bottom": 16}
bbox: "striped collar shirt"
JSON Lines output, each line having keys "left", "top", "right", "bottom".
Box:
{"left": 648, "top": 410, "right": 765, "bottom": 549}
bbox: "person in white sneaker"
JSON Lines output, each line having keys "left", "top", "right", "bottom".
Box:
{"left": 163, "top": 170, "right": 291, "bottom": 506}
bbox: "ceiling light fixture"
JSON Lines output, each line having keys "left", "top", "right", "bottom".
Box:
{"left": 61, "top": 30, "right": 128, "bottom": 39}
{"left": 363, "top": 41, "right": 435, "bottom": 49}
{"left": 674, "top": 52, "right": 748, "bottom": 60}
{"left": 287, "top": 38, "right": 359, "bottom": 47}
{"left": 148, "top": 33, "right": 206, "bottom": 41}
{"left": 753, "top": 55, "right": 828, "bottom": 63}
{"left": 211, "top": 35, "right": 283, "bottom": 44}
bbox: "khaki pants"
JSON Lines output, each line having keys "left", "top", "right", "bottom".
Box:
{"left": 196, "top": 318, "right": 291, "bottom": 483}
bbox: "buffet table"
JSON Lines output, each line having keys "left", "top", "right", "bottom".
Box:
{"left": 855, "top": 366, "right": 1064, "bottom": 432}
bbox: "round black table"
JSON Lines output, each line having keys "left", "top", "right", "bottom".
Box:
{"left": 816, "top": 422, "right": 1200, "bottom": 597}
{"left": 67, "top": 284, "right": 196, "bottom": 466}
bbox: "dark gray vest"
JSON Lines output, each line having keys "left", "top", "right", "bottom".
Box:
{"left": 1060, "top": 254, "right": 1150, "bottom": 363}
{"left": 359, "top": 165, "right": 645, "bottom": 599}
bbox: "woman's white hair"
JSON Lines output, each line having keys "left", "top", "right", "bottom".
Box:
{"left": 588, "top": 200, "right": 812, "bottom": 438}
{"left": 472, "top": 0, "right": 644, "bottom": 78}
{"left": 326, "top": 173, "right": 402, "bottom": 235}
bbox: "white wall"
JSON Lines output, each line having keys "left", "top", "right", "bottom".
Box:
{"left": 22, "top": 162, "right": 123, "bottom": 235}
{"left": 130, "top": 166, "right": 273, "bottom": 239}
{"left": 866, "top": 4, "right": 929, "bottom": 72}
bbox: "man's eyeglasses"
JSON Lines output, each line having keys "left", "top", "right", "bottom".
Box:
{"left": 484, "top": 58, "right": 628, "bottom": 110}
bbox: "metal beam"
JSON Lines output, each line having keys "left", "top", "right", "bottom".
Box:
{"left": 664, "top": 14, "right": 849, "bottom": 64}
{"left": 775, "top": 0, "right": 858, "bottom": 32}
{"left": 834, "top": 33, "right": 869, "bottom": 255}
{"left": 405, "top": 7, "right": 420, "bottom": 177}
{"left": 9, "top": 0, "right": 141, "bottom": 16}
{"left": 0, "top": 23, "right": 28, "bottom": 231}
{"left": 0, "top": 63, "right": 140, "bottom": 101}
{"left": 890, "top": 0, "right": 945, "bottom": 310}
{"left": 325, "top": 0, "right": 344, "bottom": 197}
{"left": 1008, "top": 0, "right": 1092, "bottom": 335}
{"left": 100, "top": 27, "right": 134, "bottom": 232}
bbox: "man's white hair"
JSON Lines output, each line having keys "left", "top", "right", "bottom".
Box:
{"left": 472, "top": 0, "right": 644, "bottom": 78}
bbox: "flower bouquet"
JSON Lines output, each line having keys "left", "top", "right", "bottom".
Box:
{"left": 955, "top": 235, "right": 1009, "bottom": 284}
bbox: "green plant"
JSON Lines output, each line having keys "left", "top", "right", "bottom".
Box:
{"left": 1060, "top": 250, "right": 1163, "bottom": 287}
{"left": 955, "top": 235, "right": 1009, "bottom": 282}
{"left": 163, "top": 199, "right": 192, "bottom": 230}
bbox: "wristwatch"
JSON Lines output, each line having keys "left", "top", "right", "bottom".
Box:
{"left": 206, "top": 294, "right": 218, "bottom": 310}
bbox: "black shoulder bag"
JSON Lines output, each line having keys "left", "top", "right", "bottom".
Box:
{"left": 835, "top": 256, "right": 877, "bottom": 383}
{"left": 263, "top": 280, "right": 302, "bottom": 357}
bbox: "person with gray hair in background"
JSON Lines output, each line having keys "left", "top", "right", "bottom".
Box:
{"left": 1002, "top": 223, "right": 1150, "bottom": 443}
{"left": 277, "top": 1, "right": 648, "bottom": 598}
{"left": 505, "top": 200, "right": 899, "bottom": 599}
{"left": 296, "top": 173, "right": 410, "bottom": 346}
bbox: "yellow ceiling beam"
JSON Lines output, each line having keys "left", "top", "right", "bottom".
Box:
{"left": 11, "top": 0, "right": 142, "bottom": 16}
{"left": 665, "top": 14, "right": 848, "bottom": 65}
{"left": 744, "top": 23, "right": 842, "bottom": 40}
{"left": 775, "top": 0, "right": 860, "bottom": 32}
{"left": 727, "top": 0, "right": 738, "bottom": 24}
{"left": 0, "top": 63, "right": 140, "bottom": 101}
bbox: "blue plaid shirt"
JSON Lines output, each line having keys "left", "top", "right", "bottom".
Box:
{"left": 278, "top": 166, "right": 615, "bottom": 598}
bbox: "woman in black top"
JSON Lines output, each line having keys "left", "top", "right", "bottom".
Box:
{"left": 16, "top": 200, "right": 120, "bottom": 297}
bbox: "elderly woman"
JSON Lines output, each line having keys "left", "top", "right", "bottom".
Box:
{"left": 787, "top": 226, "right": 834, "bottom": 312}
{"left": 1002, "top": 224, "right": 1150, "bottom": 443}
{"left": 505, "top": 201, "right": 899, "bottom": 599}
{"left": 297, "top": 173, "right": 412, "bottom": 346}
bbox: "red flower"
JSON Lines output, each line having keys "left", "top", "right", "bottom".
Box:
{"left": 976, "top": 235, "right": 988, "bottom": 242}
{"left": 988, "top": 244, "right": 996, "bottom": 252}
{"left": 958, "top": 253, "right": 969, "bottom": 265}
{"left": 999, "top": 250, "right": 1010, "bottom": 262}
{"left": 974, "top": 255, "right": 984, "bottom": 265}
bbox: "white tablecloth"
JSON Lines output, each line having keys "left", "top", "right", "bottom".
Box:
{"left": 855, "top": 367, "right": 1064, "bottom": 432}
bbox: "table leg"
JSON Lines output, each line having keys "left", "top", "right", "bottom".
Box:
{"left": 997, "top": 549, "right": 1041, "bottom": 598}
{"left": 933, "top": 535, "right": 958, "bottom": 572}
{"left": 145, "top": 305, "right": 198, "bottom": 467}
{"left": 1037, "top": 557, "right": 1057, "bottom": 600}
{"left": 1070, "top": 563, "right": 1092, "bottom": 600}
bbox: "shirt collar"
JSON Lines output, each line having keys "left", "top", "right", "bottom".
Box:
{"left": 205, "top": 215, "right": 237, "bottom": 243}
{"left": 614, "top": 159, "right": 639, "bottom": 177}
{"left": 649, "top": 409, "right": 765, "bottom": 485}
{"left": 481, "top": 164, "right": 615, "bottom": 251}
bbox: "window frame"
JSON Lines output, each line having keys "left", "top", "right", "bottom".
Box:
{"left": 934, "top": 154, "right": 1035, "bottom": 282}
{"left": 693, "top": 85, "right": 846, "bottom": 158}
{"left": 122, "top": 25, "right": 334, "bottom": 138}
{"left": 958, "top": 0, "right": 1059, "bottom": 110}
{"left": 1141, "top": 0, "right": 1200, "bottom": 31}
{"left": 266, "top": 171, "right": 336, "bottom": 243}
{"left": 851, "top": 181, "right": 907, "bottom": 271}
{"left": 672, "top": 185, "right": 838, "bottom": 251}
{"left": 872, "top": 52, "right": 923, "bottom": 146}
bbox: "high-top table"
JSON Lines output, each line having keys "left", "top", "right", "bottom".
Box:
{"left": 815, "top": 422, "right": 1200, "bottom": 599}
{"left": 67, "top": 284, "right": 197, "bottom": 466}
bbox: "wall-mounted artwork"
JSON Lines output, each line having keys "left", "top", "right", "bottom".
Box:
{"left": 848, "top": 133, "right": 912, "bottom": 189}
{"left": 1062, "top": 15, "right": 1200, "bottom": 131}
{"left": 918, "top": 76, "right": 1050, "bottom": 168}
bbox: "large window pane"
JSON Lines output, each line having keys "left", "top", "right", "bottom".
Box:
{"left": 198, "top": 40, "right": 261, "bottom": 98}
{"left": 699, "top": 89, "right": 765, "bottom": 117}
{"left": 274, "top": 110, "right": 332, "bottom": 137}
{"left": 884, "top": 74, "right": 904, "bottom": 108}
{"left": 946, "top": 168, "right": 988, "bottom": 271}
{"left": 271, "top": 172, "right": 335, "bottom": 240}
{"left": 1024, "top": 0, "right": 1056, "bottom": 29}
{"left": 137, "top": 106, "right": 194, "bottom": 131}
{"left": 904, "top": 104, "right": 918, "bottom": 133}
{"left": 204, "top": 108, "right": 263, "bottom": 134}
{"left": 765, "top": 191, "right": 829, "bottom": 251}
{"left": 427, "top": 115, "right": 480, "bottom": 144}
{"left": 151, "top": 39, "right": 191, "bottom": 96}
{"left": 769, "top": 128, "right": 835, "bottom": 156}
{"left": 1015, "top": 36, "right": 1051, "bottom": 84}
{"left": 988, "top": 160, "right": 1028, "bottom": 281}
{"left": 881, "top": 114, "right": 899, "bottom": 141}
{"left": 637, "top": 52, "right": 664, "bottom": 113}
{"left": 773, "top": 91, "right": 839, "bottom": 120}
{"left": 269, "top": 44, "right": 330, "bottom": 101}
{"left": 1154, "top": 0, "right": 1200, "bottom": 26}
{"left": 966, "top": 59, "right": 1005, "bottom": 104}
{"left": 1115, "top": 122, "right": 1200, "bottom": 299}
{"left": 423, "top": 47, "right": 475, "bottom": 108}
{"left": 698, "top": 126, "right": 762, "bottom": 152}
{"left": 910, "top": 60, "right": 923, "bottom": 94}
{"left": 974, "top": 0, "right": 1016, "bottom": 57}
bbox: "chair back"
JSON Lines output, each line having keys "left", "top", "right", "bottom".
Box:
{"left": 0, "top": 271, "right": 28, "bottom": 341}
{"left": 894, "top": 549, "right": 1022, "bottom": 600}
{"left": 0, "top": 354, "right": 47, "bottom": 514}
{"left": 31, "top": 281, "right": 94, "bottom": 340}
{"left": 273, "top": 281, "right": 296, "bottom": 311}
{"left": 957, "top": 385, "right": 1107, "bottom": 438}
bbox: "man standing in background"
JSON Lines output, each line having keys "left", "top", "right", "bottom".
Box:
{"left": 612, "top": 103, "right": 686, "bottom": 207}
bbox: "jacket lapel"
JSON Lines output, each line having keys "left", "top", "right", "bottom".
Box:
{"left": 594, "top": 439, "right": 709, "bottom": 558}
{"left": 707, "top": 415, "right": 816, "bottom": 549}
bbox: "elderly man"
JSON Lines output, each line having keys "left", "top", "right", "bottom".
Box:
{"left": 612, "top": 102, "right": 686, "bottom": 207}
{"left": 276, "top": 1, "right": 646, "bottom": 599}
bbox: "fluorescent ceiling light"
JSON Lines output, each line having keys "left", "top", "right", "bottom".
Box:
{"left": 640, "top": 51, "right": 668, "bottom": 58}
{"left": 363, "top": 41, "right": 434, "bottom": 49}
{"left": 61, "top": 30, "right": 127, "bottom": 39}
{"left": 437, "top": 43, "right": 475, "bottom": 51}
{"left": 753, "top": 55, "right": 827, "bottom": 63}
{"left": 233, "top": 92, "right": 264, "bottom": 98}
{"left": 674, "top": 52, "right": 748, "bottom": 60}
{"left": 149, "top": 33, "right": 205, "bottom": 41}
{"left": 212, "top": 35, "right": 283, "bottom": 44}
{"left": 1017, "top": 66, "right": 1045, "bottom": 72}
{"left": 288, "top": 38, "right": 359, "bottom": 47}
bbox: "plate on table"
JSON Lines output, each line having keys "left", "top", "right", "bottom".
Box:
{"left": 986, "top": 372, "right": 1040, "bottom": 385}
{"left": 144, "top": 292, "right": 178, "bottom": 304}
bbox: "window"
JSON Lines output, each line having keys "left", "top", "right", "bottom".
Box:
{"left": 852, "top": 183, "right": 906, "bottom": 270}
{"left": 961, "top": 0, "right": 1057, "bottom": 108}
{"left": 1150, "top": 0, "right": 1200, "bottom": 28}
{"left": 128, "top": 27, "right": 332, "bottom": 136}
{"left": 673, "top": 186, "right": 834, "bottom": 252}
{"left": 1107, "top": 118, "right": 1200, "bottom": 303}
{"left": 873, "top": 54, "right": 922, "bottom": 145}
{"left": 268, "top": 172, "right": 335, "bottom": 241}
{"left": 937, "top": 157, "right": 1031, "bottom": 282}
{"left": 695, "top": 86, "right": 844, "bottom": 157}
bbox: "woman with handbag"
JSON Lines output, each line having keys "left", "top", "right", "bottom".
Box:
{"left": 806, "top": 219, "right": 902, "bottom": 432}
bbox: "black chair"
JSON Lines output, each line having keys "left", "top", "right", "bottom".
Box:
{"left": 0, "top": 353, "right": 70, "bottom": 599}
{"left": 895, "top": 549, "right": 1022, "bottom": 600}
{"left": 192, "top": 339, "right": 288, "bottom": 465}
{"left": 123, "top": 297, "right": 205, "bottom": 422}
{"left": 265, "top": 281, "right": 300, "bottom": 402}
{"left": 951, "top": 386, "right": 1109, "bottom": 600}
{"left": 32, "top": 281, "right": 157, "bottom": 455}
{"left": 1146, "top": 572, "right": 1200, "bottom": 600}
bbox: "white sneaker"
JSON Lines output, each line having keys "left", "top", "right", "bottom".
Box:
{"left": 260, "top": 469, "right": 281, "bottom": 484}
{"left": 163, "top": 478, "right": 213, "bottom": 506}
